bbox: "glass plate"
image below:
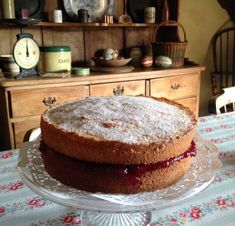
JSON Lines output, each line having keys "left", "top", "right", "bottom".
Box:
{"left": 17, "top": 134, "right": 221, "bottom": 213}
{"left": 63, "top": 0, "right": 115, "bottom": 22}
{"left": 14, "top": 0, "right": 44, "bottom": 19}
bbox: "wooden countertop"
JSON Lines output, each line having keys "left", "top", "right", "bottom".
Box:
{"left": 0, "top": 66, "right": 205, "bottom": 89}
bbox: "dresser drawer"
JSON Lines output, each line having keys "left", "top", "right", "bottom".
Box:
{"left": 175, "top": 97, "right": 198, "bottom": 116}
{"left": 150, "top": 73, "right": 200, "bottom": 99}
{"left": 90, "top": 80, "right": 146, "bottom": 96}
{"left": 10, "top": 85, "right": 89, "bottom": 118}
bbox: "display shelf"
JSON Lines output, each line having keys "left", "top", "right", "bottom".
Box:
{"left": 0, "top": 20, "right": 181, "bottom": 28}
{"left": 37, "top": 21, "right": 158, "bottom": 27}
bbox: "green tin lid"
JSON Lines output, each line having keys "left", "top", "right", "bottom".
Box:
{"left": 39, "top": 46, "right": 71, "bottom": 52}
{"left": 72, "top": 67, "right": 90, "bottom": 76}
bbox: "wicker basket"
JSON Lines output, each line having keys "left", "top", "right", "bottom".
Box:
{"left": 152, "top": 20, "right": 187, "bottom": 68}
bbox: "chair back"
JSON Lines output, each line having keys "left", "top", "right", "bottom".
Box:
{"left": 23, "top": 128, "right": 41, "bottom": 142}
{"left": 215, "top": 87, "right": 235, "bottom": 114}
{"left": 211, "top": 27, "right": 235, "bottom": 95}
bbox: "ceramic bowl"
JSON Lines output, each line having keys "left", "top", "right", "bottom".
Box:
{"left": 0, "top": 55, "right": 20, "bottom": 73}
{"left": 93, "top": 57, "right": 132, "bottom": 67}
{"left": 118, "top": 14, "right": 132, "bottom": 23}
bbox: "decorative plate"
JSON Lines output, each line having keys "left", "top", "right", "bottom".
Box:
{"left": 14, "top": 0, "right": 44, "bottom": 19}
{"left": 63, "top": 0, "right": 115, "bottom": 22}
{"left": 17, "top": 134, "right": 221, "bottom": 226}
{"left": 17, "top": 134, "right": 221, "bottom": 212}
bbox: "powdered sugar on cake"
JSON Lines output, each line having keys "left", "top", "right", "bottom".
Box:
{"left": 43, "top": 96, "right": 194, "bottom": 144}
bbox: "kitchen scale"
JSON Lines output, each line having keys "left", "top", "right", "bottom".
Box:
{"left": 13, "top": 29, "right": 40, "bottom": 79}
{"left": 2, "top": 18, "right": 41, "bottom": 79}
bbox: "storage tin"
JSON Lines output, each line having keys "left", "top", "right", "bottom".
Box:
{"left": 72, "top": 67, "right": 90, "bottom": 76}
{"left": 38, "top": 46, "right": 71, "bottom": 72}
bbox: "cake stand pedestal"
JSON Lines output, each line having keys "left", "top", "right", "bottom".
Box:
{"left": 17, "top": 135, "right": 221, "bottom": 226}
{"left": 80, "top": 211, "right": 151, "bottom": 226}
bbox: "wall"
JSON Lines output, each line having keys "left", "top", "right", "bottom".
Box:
{"left": 178, "top": 0, "right": 231, "bottom": 116}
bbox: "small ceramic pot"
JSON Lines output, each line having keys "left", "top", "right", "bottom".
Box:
{"left": 77, "top": 9, "right": 89, "bottom": 23}
{"left": 144, "top": 7, "right": 156, "bottom": 23}
{"left": 53, "top": 10, "right": 63, "bottom": 23}
{"left": 129, "top": 47, "right": 142, "bottom": 66}
{"left": 0, "top": 55, "right": 20, "bottom": 73}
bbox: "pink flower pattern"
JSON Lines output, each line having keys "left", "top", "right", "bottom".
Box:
{"left": 0, "top": 208, "right": 4, "bottom": 214}
{"left": 30, "top": 212, "right": 82, "bottom": 226}
{"left": 213, "top": 166, "right": 235, "bottom": 184}
{"left": 191, "top": 207, "right": 201, "bottom": 213}
{"left": 63, "top": 216, "right": 74, "bottom": 223}
{"left": 152, "top": 194, "right": 235, "bottom": 225}
{"left": 179, "top": 212, "right": 186, "bottom": 217}
{"left": 216, "top": 198, "right": 227, "bottom": 207}
{"left": 199, "top": 124, "right": 234, "bottom": 134}
{"left": 0, "top": 181, "right": 23, "bottom": 192}
{"left": 190, "top": 211, "right": 200, "bottom": 219}
{"left": 199, "top": 112, "right": 235, "bottom": 124}
{"left": 219, "top": 152, "right": 234, "bottom": 159}
{"left": 28, "top": 199, "right": 46, "bottom": 208}
{"left": 214, "top": 176, "right": 222, "bottom": 183}
{"left": 0, "top": 152, "right": 13, "bottom": 159}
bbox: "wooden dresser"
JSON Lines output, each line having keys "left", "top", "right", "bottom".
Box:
{"left": 0, "top": 66, "right": 204, "bottom": 150}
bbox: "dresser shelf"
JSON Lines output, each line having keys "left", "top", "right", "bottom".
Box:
{"left": 0, "top": 20, "right": 181, "bottom": 28}
{"left": 36, "top": 22, "right": 158, "bottom": 27}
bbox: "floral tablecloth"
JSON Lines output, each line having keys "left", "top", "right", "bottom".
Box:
{"left": 1, "top": 112, "right": 235, "bottom": 226}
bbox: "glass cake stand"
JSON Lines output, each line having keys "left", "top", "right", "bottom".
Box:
{"left": 17, "top": 134, "right": 221, "bottom": 226}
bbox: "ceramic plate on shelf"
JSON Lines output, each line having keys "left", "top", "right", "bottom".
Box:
{"left": 91, "top": 66, "right": 135, "bottom": 73}
{"left": 63, "top": 0, "right": 115, "bottom": 22}
{"left": 14, "top": 0, "right": 44, "bottom": 19}
{"left": 93, "top": 57, "right": 132, "bottom": 67}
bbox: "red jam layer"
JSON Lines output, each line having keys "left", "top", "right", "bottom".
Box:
{"left": 116, "top": 140, "right": 197, "bottom": 186}
{"left": 40, "top": 140, "right": 196, "bottom": 188}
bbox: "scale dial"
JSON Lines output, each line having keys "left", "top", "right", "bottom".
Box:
{"left": 13, "top": 36, "right": 40, "bottom": 70}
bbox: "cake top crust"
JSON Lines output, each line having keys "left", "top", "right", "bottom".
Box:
{"left": 42, "top": 96, "right": 196, "bottom": 144}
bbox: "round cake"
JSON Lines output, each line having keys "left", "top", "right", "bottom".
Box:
{"left": 41, "top": 96, "right": 197, "bottom": 164}
{"left": 40, "top": 95, "right": 197, "bottom": 193}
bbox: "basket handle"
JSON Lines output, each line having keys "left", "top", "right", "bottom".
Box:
{"left": 152, "top": 20, "right": 187, "bottom": 43}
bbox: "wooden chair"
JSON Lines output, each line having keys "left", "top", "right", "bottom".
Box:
{"left": 210, "top": 26, "right": 235, "bottom": 95}
{"left": 24, "top": 128, "right": 41, "bottom": 142}
{"left": 215, "top": 87, "right": 235, "bottom": 114}
{"left": 209, "top": 26, "right": 235, "bottom": 113}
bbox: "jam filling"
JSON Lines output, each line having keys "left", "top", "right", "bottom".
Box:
{"left": 40, "top": 140, "right": 196, "bottom": 188}
{"left": 116, "top": 140, "right": 197, "bottom": 186}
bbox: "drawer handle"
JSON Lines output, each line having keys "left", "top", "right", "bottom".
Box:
{"left": 43, "top": 96, "right": 57, "bottom": 106}
{"left": 171, "top": 83, "right": 181, "bottom": 90}
{"left": 113, "top": 85, "right": 125, "bottom": 96}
